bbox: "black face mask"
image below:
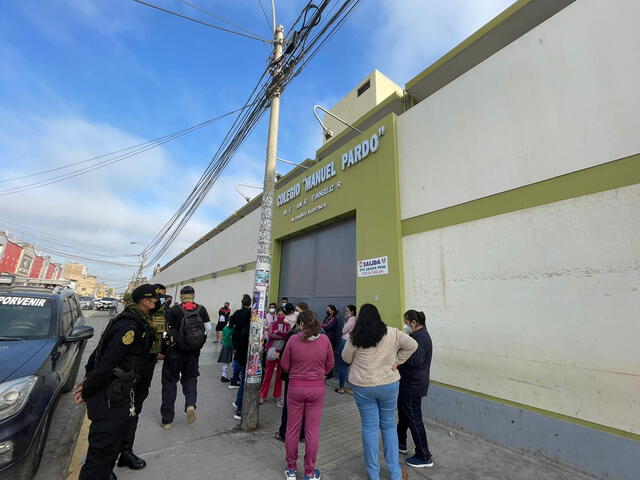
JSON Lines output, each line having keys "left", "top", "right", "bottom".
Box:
{"left": 326, "top": 310, "right": 331, "bottom": 316}
{"left": 149, "top": 300, "right": 162, "bottom": 314}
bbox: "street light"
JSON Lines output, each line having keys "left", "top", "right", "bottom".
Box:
{"left": 276, "top": 158, "right": 311, "bottom": 170}
{"left": 312, "top": 105, "right": 362, "bottom": 141}
{"left": 235, "top": 184, "right": 263, "bottom": 203}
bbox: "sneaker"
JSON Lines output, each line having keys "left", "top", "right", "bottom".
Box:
{"left": 232, "top": 402, "right": 237, "bottom": 409}
{"left": 259, "top": 398, "right": 265, "bottom": 405}
{"left": 276, "top": 400, "right": 284, "bottom": 408}
{"left": 406, "top": 455, "right": 434, "bottom": 468}
{"left": 186, "top": 406, "right": 196, "bottom": 424}
{"left": 233, "top": 412, "right": 242, "bottom": 420}
{"left": 221, "top": 376, "right": 229, "bottom": 383}
{"left": 162, "top": 423, "right": 172, "bottom": 430}
{"left": 284, "top": 468, "right": 297, "bottom": 479}
{"left": 274, "top": 431, "right": 285, "bottom": 442}
{"left": 228, "top": 383, "right": 240, "bottom": 389}
{"left": 399, "top": 445, "right": 408, "bottom": 455}
{"left": 303, "top": 469, "right": 321, "bottom": 480}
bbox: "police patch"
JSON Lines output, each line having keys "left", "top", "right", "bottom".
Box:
{"left": 122, "top": 330, "right": 135, "bottom": 345}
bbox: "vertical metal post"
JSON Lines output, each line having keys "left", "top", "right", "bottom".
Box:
{"left": 241, "top": 24, "right": 284, "bottom": 431}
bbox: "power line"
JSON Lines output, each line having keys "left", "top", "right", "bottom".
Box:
{"left": 131, "top": 0, "right": 273, "bottom": 44}
{"left": 176, "top": 0, "right": 266, "bottom": 38}
{"left": 256, "top": 0, "right": 273, "bottom": 32}
{"left": 0, "top": 105, "right": 251, "bottom": 195}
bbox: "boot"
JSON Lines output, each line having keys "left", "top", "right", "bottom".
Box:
{"left": 109, "top": 472, "right": 118, "bottom": 480}
{"left": 117, "top": 449, "right": 147, "bottom": 470}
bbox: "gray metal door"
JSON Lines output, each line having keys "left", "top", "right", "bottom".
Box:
{"left": 279, "top": 217, "right": 356, "bottom": 321}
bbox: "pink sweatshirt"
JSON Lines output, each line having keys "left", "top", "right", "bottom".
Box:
{"left": 281, "top": 333, "right": 335, "bottom": 387}
{"left": 341, "top": 316, "right": 357, "bottom": 340}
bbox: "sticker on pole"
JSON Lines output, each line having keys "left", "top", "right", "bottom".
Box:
{"left": 357, "top": 256, "right": 389, "bottom": 277}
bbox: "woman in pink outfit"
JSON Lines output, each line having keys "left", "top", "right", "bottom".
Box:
{"left": 260, "top": 308, "right": 291, "bottom": 403}
{"left": 281, "top": 310, "right": 335, "bottom": 480}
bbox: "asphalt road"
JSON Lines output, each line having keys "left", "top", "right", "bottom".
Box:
{"left": 34, "top": 309, "right": 110, "bottom": 480}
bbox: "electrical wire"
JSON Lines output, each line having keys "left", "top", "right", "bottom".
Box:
{"left": 140, "top": 0, "right": 365, "bottom": 268}
{"left": 256, "top": 0, "right": 273, "bottom": 32}
{"left": 131, "top": 0, "right": 273, "bottom": 44}
{"left": 176, "top": 0, "right": 266, "bottom": 38}
{"left": 0, "top": 105, "right": 251, "bottom": 195}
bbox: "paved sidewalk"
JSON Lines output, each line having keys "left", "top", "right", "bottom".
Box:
{"left": 68, "top": 340, "right": 596, "bottom": 480}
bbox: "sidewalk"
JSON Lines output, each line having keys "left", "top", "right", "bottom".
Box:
{"left": 72, "top": 341, "right": 595, "bottom": 480}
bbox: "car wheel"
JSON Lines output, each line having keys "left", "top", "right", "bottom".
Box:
{"left": 61, "top": 342, "right": 85, "bottom": 393}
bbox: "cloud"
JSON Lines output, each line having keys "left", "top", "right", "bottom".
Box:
{"left": 365, "top": 0, "right": 516, "bottom": 84}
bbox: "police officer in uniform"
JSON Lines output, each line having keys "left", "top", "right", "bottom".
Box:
{"left": 74, "top": 284, "right": 160, "bottom": 480}
{"left": 116, "top": 284, "right": 170, "bottom": 470}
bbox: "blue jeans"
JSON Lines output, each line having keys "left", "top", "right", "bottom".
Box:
{"left": 235, "top": 363, "right": 246, "bottom": 414}
{"left": 337, "top": 339, "right": 348, "bottom": 389}
{"left": 231, "top": 360, "right": 241, "bottom": 385}
{"left": 352, "top": 381, "right": 402, "bottom": 480}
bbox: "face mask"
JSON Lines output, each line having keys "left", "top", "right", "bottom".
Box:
{"left": 149, "top": 300, "right": 161, "bottom": 314}
{"left": 281, "top": 303, "right": 286, "bottom": 307}
{"left": 294, "top": 311, "right": 300, "bottom": 317}
{"left": 269, "top": 308, "right": 276, "bottom": 313}
{"left": 277, "top": 314, "right": 285, "bottom": 321}
{"left": 159, "top": 298, "right": 166, "bottom": 305}
{"left": 403, "top": 323, "right": 413, "bottom": 334}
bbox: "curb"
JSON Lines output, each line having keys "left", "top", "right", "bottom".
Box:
{"left": 65, "top": 413, "right": 90, "bottom": 480}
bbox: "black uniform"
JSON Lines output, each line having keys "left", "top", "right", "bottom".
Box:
{"left": 79, "top": 306, "right": 150, "bottom": 480}
{"left": 160, "top": 302, "right": 210, "bottom": 425}
{"left": 118, "top": 306, "right": 163, "bottom": 464}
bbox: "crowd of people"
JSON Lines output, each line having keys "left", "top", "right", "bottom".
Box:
{"left": 73, "top": 284, "right": 434, "bottom": 480}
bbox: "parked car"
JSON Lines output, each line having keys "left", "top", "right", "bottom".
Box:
{"left": 78, "top": 296, "right": 93, "bottom": 310}
{"left": 91, "top": 298, "right": 102, "bottom": 309}
{"left": 0, "top": 274, "right": 94, "bottom": 480}
{"left": 95, "top": 297, "right": 117, "bottom": 311}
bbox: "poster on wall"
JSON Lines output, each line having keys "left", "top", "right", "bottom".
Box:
{"left": 357, "top": 256, "right": 389, "bottom": 277}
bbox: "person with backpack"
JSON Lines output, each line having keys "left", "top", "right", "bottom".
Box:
{"left": 160, "top": 285, "right": 211, "bottom": 429}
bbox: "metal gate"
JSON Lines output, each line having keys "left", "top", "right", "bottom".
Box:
{"left": 278, "top": 217, "right": 355, "bottom": 321}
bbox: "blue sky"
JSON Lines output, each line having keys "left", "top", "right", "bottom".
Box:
{"left": 0, "top": 0, "right": 513, "bottom": 289}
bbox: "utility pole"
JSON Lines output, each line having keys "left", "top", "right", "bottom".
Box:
{"left": 241, "top": 24, "right": 284, "bottom": 431}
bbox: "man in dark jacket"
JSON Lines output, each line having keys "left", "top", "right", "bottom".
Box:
{"left": 117, "top": 284, "right": 170, "bottom": 470}
{"left": 397, "top": 310, "right": 434, "bottom": 468}
{"left": 75, "top": 284, "right": 159, "bottom": 480}
{"left": 160, "top": 285, "right": 210, "bottom": 429}
{"left": 229, "top": 293, "right": 252, "bottom": 420}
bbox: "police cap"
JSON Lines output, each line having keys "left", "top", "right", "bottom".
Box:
{"left": 131, "top": 283, "right": 163, "bottom": 303}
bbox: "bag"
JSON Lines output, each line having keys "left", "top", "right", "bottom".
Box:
{"left": 175, "top": 305, "right": 206, "bottom": 352}
{"left": 266, "top": 346, "right": 278, "bottom": 361}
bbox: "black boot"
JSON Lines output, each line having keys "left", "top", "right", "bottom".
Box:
{"left": 117, "top": 449, "right": 147, "bottom": 470}
{"left": 109, "top": 472, "right": 118, "bottom": 480}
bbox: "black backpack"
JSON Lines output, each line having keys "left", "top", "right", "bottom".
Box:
{"left": 175, "top": 305, "right": 206, "bottom": 352}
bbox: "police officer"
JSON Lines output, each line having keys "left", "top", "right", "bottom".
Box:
{"left": 74, "top": 284, "right": 160, "bottom": 480}
{"left": 117, "top": 284, "right": 170, "bottom": 470}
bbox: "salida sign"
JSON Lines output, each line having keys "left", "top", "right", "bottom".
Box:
{"left": 357, "top": 256, "right": 389, "bottom": 278}
{"left": 277, "top": 125, "right": 386, "bottom": 223}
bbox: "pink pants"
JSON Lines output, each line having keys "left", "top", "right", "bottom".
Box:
{"left": 260, "top": 359, "right": 283, "bottom": 400}
{"left": 285, "top": 385, "right": 324, "bottom": 475}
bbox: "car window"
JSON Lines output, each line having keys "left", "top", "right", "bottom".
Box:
{"left": 0, "top": 296, "right": 54, "bottom": 338}
{"left": 61, "top": 297, "right": 73, "bottom": 334}
{"left": 71, "top": 296, "right": 82, "bottom": 322}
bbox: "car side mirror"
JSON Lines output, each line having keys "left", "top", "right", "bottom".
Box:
{"left": 63, "top": 325, "right": 94, "bottom": 343}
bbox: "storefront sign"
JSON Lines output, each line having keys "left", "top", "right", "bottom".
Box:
{"left": 357, "top": 256, "right": 389, "bottom": 277}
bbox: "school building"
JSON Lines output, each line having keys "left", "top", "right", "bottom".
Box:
{"left": 152, "top": 1, "right": 640, "bottom": 478}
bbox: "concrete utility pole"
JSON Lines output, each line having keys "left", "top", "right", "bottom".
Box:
{"left": 241, "top": 24, "right": 284, "bottom": 431}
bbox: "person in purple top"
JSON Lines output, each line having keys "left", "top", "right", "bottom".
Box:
{"left": 321, "top": 304, "right": 339, "bottom": 379}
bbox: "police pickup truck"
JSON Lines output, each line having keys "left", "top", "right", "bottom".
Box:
{"left": 0, "top": 275, "right": 94, "bottom": 480}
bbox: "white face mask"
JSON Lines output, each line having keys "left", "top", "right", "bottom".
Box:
{"left": 281, "top": 303, "right": 286, "bottom": 307}
{"left": 269, "top": 308, "right": 276, "bottom": 313}
{"left": 294, "top": 311, "right": 300, "bottom": 317}
{"left": 403, "top": 323, "right": 413, "bottom": 334}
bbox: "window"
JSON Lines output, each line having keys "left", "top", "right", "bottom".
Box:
{"left": 71, "top": 296, "right": 82, "bottom": 321}
{"left": 61, "top": 298, "right": 73, "bottom": 334}
{"left": 0, "top": 298, "right": 54, "bottom": 338}
{"left": 357, "top": 80, "right": 370, "bottom": 97}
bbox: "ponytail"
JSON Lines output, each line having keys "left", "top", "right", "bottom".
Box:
{"left": 404, "top": 309, "right": 426, "bottom": 326}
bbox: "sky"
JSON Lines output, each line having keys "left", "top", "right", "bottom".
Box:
{"left": 0, "top": 0, "right": 514, "bottom": 290}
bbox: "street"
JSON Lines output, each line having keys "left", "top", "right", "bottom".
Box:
{"left": 47, "top": 320, "right": 596, "bottom": 480}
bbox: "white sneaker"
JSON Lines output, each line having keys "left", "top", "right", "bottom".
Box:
{"left": 186, "top": 406, "right": 196, "bottom": 424}
{"left": 285, "top": 468, "right": 297, "bottom": 479}
{"left": 233, "top": 413, "right": 242, "bottom": 420}
{"left": 232, "top": 402, "right": 237, "bottom": 409}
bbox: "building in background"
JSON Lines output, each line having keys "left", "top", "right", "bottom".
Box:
{"left": 152, "top": 1, "right": 639, "bottom": 478}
